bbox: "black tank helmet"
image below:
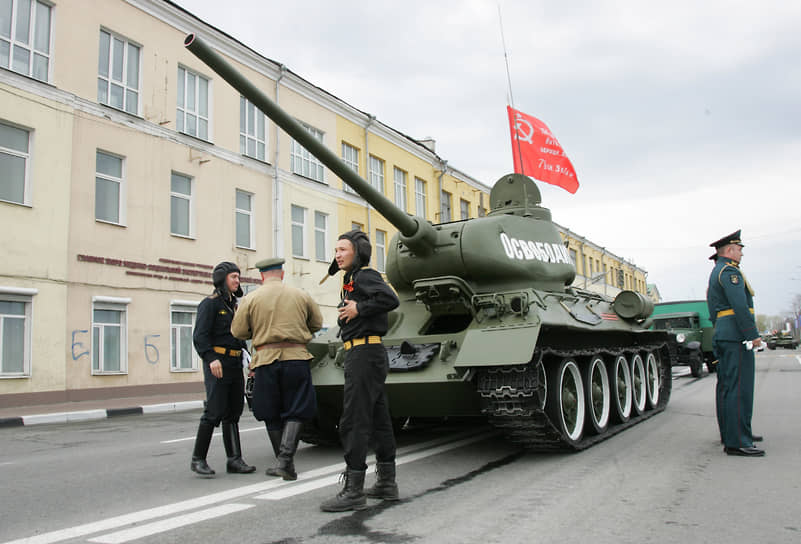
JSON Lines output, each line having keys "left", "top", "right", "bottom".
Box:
{"left": 212, "top": 261, "right": 244, "bottom": 298}
{"left": 324, "top": 230, "right": 372, "bottom": 282}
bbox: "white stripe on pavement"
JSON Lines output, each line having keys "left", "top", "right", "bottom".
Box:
{"left": 87, "top": 503, "right": 254, "bottom": 544}
{"left": 160, "top": 425, "right": 264, "bottom": 444}
{"left": 1, "top": 429, "right": 489, "bottom": 544}
{"left": 257, "top": 432, "right": 493, "bottom": 500}
{"left": 796, "top": 355, "right": 801, "bottom": 366}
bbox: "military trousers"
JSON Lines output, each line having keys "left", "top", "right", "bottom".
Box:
{"left": 199, "top": 355, "right": 245, "bottom": 427}
{"left": 252, "top": 359, "right": 317, "bottom": 430}
{"left": 339, "top": 344, "right": 396, "bottom": 471}
{"left": 714, "top": 339, "right": 755, "bottom": 448}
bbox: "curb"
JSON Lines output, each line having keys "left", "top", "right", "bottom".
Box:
{"left": 0, "top": 400, "right": 204, "bottom": 428}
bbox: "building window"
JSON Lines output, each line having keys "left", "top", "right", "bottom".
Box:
{"left": 341, "top": 141, "right": 358, "bottom": 194}
{"left": 314, "top": 211, "right": 328, "bottom": 262}
{"left": 414, "top": 177, "right": 426, "bottom": 218}
{"left": 290, "top": 123, "right": 324, "bottom": 182}
{"left": 351, "top": 221, "right": 363, "bottom": 232}
{"left": 235, "top": 189, "right": 253, "bottom": 249}
{"left": 460, "top": 198, "right": 470, "bottom": 220}
{"left": 91, "top": 297, "right": 129, "bottom": 374}
{"left": 369, "top": 155, "right": 384, "bottom": 193}
{"left": 440, "top": 190, "right": 452, "bottom": 222}
{"left": 95, "top": 150, "right": 124, "bottom": 225}
{"left": 375, "top": 229, "right": 386, "bottom": 273}
{"left": 177, "top": 66, "right": 209, "bottom": 140}
{"left": 170, "top": 302, "right": 198, "bottom": 372}
{"left": 240, "top": 96, "right": 266, "bottom": 161}
{"left": 393, "top": 167, "right": 407, "bottom": 211}
{"left": 291, "top": 204, "right": 306, "bottom": 258}
{"left": 97, "top": 29, "right": 140, "bottom": 115}
{"left": 0, "top": 121, "right": 30, "bottom": 205}
{"left": 170, "top": 172, "right": 193, "bottom": 237}
{"left": 569, "top": 248, "right": 577, "bottom": 265}
{"left": 0, "top": 288, "right": 35, "bottom": 377}
{"left": 0, "top": 0, "right": 52, "bottom": 82}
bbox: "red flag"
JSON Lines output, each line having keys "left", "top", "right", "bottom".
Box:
{"left": 507, "top": 106, "right": 579, "bottom": 194}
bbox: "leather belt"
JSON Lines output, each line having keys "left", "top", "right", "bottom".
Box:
{"left": 255, "top": 342, "right": 305, "bottom": 351}
{"left": 343, "top": 336, "right": 382, "bottom": 350}
{"left": 213, "top": 346, "right": 242, "bottom": 357}
{"left": 716, "top": 308, "right": 754, "bottom": 318}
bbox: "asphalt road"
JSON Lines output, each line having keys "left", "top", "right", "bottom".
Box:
{"left": 2, "top": 350, "right": 800, "bottom": 544}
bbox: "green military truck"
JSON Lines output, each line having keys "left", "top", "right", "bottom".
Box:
{"left": 766, "top": 331, "right": 799, "bottom": 350}
{"left": 651, "top": 300, "right": 716, "bottom": 377}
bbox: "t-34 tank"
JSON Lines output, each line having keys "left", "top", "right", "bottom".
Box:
{"left": 186, "top": 34, "right": 675, "bottom": 451}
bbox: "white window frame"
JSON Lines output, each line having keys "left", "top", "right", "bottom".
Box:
{"left": 414, "top": 177, "right": 427, "bottom": 219}
{"left": 95, "top": 149, "right": 126, "bottom": 226}
{"left": 375, "top": 229, "right": 386, "bottom": 273}
{"left": 0, "top": 120, "right": 32, "bottom": 206}
{"left": 170, "top": 300, "right": 199, "bottom": 372}
{"left": 91, "top": 296, "right": 130, "bottom": 375}
{"left": 291, "top": 204, "right": 307, "bottom": 258}
{"left": 235, "top": 189, "right": 254, "bottom": 249}
{"left": 0, "top": 286, "right": 36, "bottom": 378}
{"left": 369, "top": 155, "right": 384, "bottom": 193}
{"left": 440, "top": 190, "right": 452, "bottom": 222}
{"left": 393, "top": 167, "right": 407, "bottom": 212}
{"left": 341, "top": 141, "right": 358, "bottom": 193}
{"left": 460, "top": 198, "right": 470, "bottom": 220}
{"left": 1, "top": 0, "right": 53, "bottom": 82}
{"left": 97, "top": 28, "right": 141, "bottom": 115}
{"left": 170, "top": 171, "right": 194, "bottom": 238}
{"left": 290, "top": 122, "right": 324, "bottom": 182}
{"left": 239, "top": 96, "right": 266, "bottom": 161}
{"left": 314, "top": 210, "right": 328, "bottom": 262}
{"left": 176, "top": 65, "right": 210, "bottom": 141}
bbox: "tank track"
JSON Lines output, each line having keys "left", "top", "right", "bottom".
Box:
{"left": 476, "top": 343, "right": 675, "bottom": 452}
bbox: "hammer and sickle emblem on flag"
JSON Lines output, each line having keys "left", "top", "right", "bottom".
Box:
{"left": 513, "top": 113, "right": 534, "bottom": 144}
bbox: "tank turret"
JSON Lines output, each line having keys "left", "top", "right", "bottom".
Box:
{"left": 185, "top": 33, "right": 676, "bottom": 452}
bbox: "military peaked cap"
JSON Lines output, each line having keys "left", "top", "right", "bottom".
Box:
{"left": 254, "top": 257, "right": 285, "bottom": 271}
{"left": 708, "top": 229, "right": 743, "bottom": 260}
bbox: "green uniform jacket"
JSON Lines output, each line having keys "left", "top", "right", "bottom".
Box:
{"left": 706, "top": 258, "right": 758, "bottom": 342}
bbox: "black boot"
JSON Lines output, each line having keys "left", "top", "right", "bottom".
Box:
{"left": 266, "top": 425, "right": 282, "bottom": 457}
{"left": 222, "top": 422, "right": 256, "bottom": 474}
{"left": 266, "top": 421, "right": 302, "bottom": 480}
{"left": 320, "top": 469, "right": 367, "bottom": 512}
{"left": 365, "top": 462, "right": 399, "bottom": 501}
{"left": 191, "top": 422, "right": 216, "bottom": 477}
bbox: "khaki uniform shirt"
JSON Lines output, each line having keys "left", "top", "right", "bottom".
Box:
{"left": 231, "top": 278, "right": 323, "bottom": 368}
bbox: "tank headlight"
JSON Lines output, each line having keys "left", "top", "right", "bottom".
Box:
{"left": 676, "top": 333, "right": 686, "bottom": 343}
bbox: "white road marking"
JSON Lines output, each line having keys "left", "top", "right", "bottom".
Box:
{"left": 796, "top": 355, "right": 801, "bottom": 366}
{"left": 160, "top": 426, "right": 264, "bottom": 444}
{"left": 1, "top": 429, "right": 489, "bottom": 544}
{"left": 87, "top": 503, "right": 254, "bottom": 544}
{"left": 257, "top": 431, "right": 493, "bottom": 500}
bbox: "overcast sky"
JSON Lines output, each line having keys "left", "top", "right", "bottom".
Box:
{"left": 175, "top": 0, "right": 801, "bottom": 318}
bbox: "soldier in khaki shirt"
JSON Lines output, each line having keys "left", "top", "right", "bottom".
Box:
{"left": 232, "top": 257, "right": 323, "bottom": 480}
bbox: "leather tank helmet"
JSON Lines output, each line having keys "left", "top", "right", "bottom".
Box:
{"left": 326, "top": 229, "right": 372, "bottom": 282}
{"left": 212, "top": 261, "right": 244, "bottom": 298}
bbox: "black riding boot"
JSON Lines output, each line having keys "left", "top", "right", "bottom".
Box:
{"left": 191, "top": 422, "right": 216, "bottom": 477}
{"left": 222, "top": 422, "right": 256, "bottom": 474}
{"left": 266, "top": 424, "right": 282, "bottom": 457}
{"left": 265, "top": 420, "right": 302, "bottom": 480}
{"left": 365, "top": 461, "right": 399, "bottom": 500}
{"left": 320, "top": 468, "right": 367, "bottom": 512}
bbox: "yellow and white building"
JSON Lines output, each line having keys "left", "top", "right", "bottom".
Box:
{"left": 0, "top": 0, "right": 648, "bottom": 407}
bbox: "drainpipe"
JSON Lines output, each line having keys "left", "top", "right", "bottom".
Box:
{"left": 364, "top": 115, "right": 375, "bottom": 245}
{"left": 437, "top": 159, "right": 448, "bottom": 221}
{"left": 273, "top": 64, "right": 286, "bottom": 257}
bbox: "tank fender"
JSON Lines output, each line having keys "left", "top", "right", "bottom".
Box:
{"left": 453, "top": 322, "right": 541, "bottom": 368}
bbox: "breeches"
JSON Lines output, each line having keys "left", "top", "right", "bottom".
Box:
{"left": 200, "top": 356, "right": 244, "bottom": 426}
{"left": 252, "top": 359, "right": 317, "bottom": 430}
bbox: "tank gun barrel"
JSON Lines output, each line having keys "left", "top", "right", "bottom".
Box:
{"left": 184, "top": 34, "right": 436, "bottom": 254}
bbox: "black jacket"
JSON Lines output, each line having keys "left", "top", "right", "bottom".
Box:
{"left": 338, "top": 268, "right": 399, "bottom": 341}
{"left": 193, "top": 293, "right": 247, "bottom": 366}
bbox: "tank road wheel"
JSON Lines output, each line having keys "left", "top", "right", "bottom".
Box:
{"left": 630, "top": 354, "right": 647, "bottom": 416}
{"left": 583, "top": 355, "right": 610, "bottom": 435}
{"left": 644, "top": 351, "right": 661, "bottom": 409}
{"left": 546, "top": 358, "right": 585, "bottom": 445}
{"left": 609, "top": 355, "right": 632, "bottom": 424}
{"left": 536, "top": 359, "right": 547, "bottom": 410}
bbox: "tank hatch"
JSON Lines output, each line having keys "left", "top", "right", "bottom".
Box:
{"left": 488, "top": 173, "right": 551, "bottom": 220}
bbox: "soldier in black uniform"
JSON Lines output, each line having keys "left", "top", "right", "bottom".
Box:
{"left": 190, "top": 261, "right": 256, "bottom": 476}
{"left": 320, "top": 230, "right": 400, "bottom": 512}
